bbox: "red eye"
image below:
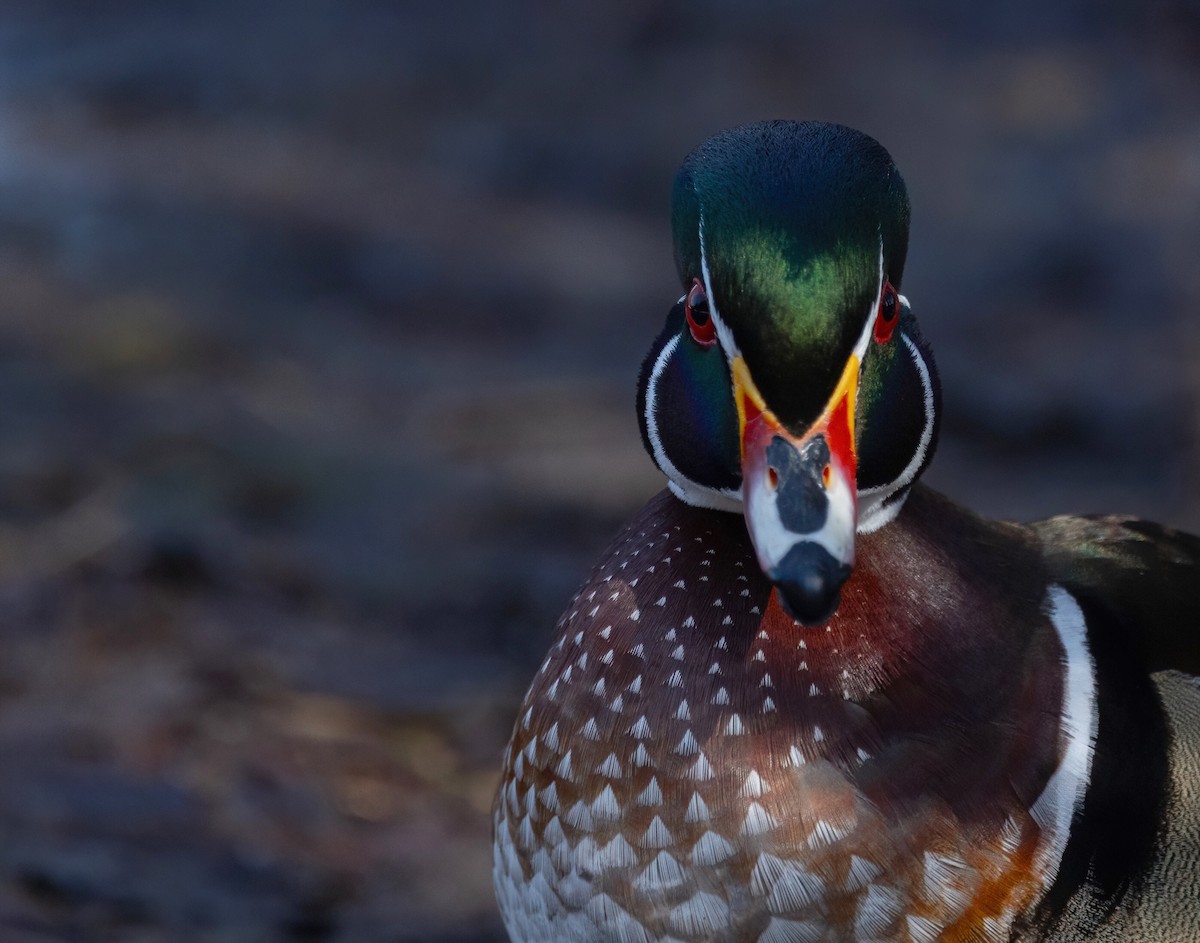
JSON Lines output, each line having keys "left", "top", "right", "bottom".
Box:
{"left": 685, "top": 278, "right": 717, "bottom": 347}
{"left": 873, "top": 281, "right": 900, "bottom": 344}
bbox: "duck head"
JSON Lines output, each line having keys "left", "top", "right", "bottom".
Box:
{"left": 638, "top": 121, "right": 941, "bottom": 625}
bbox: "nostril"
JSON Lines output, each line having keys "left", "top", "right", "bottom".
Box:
{"left": 767, "top": 466, "right": 779, "bottom": 490}
{"left": 822, "top": 464, "right": 832, "bottom": 488}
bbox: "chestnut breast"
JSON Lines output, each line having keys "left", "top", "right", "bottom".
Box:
{"left": 494, "top": 490, "right": 1071, "bottom": 943}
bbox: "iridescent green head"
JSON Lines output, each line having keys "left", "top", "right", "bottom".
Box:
{"left": 638, "top": 121, "right": 940, "bottom": 624}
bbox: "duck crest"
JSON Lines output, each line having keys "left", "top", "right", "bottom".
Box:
{"left": 495, "top": 491, "right": 1091, "bottom": 943}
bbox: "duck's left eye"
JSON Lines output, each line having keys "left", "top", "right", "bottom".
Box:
{"left": 873, "top": 281, "right": 900, "bottom": 344}
{"left": 685, "top": 278, "right": 717, "bottom": 347}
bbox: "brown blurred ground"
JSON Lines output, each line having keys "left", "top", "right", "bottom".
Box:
{"left": 0, "top": 2, "right": 1196, "bottom": 941}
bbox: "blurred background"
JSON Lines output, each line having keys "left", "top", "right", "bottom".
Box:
{"left": 0, "top": 2, "right": 1196, "bottom": 941}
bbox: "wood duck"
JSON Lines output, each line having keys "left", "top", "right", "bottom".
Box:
{"left": 492, "top": 121, "right": 1200, "bottom": 943}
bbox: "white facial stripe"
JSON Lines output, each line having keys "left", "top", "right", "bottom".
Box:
{"left": 857, "top": 323, "right": 937, "bottom": 532}
{"left": 697, "top": 211, "right": 740, "bottom": 361}
{"left": 850, "top": 244, "right": 886, "bottom": 363}
{"left": 645, "top": 330, "right": 741, "bottom": 512}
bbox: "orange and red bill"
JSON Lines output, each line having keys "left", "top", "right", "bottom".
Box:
{"left": 733, "top": 354, "right": 859, "bottom": 624}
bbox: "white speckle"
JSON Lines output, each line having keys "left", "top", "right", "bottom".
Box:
{"left": 627, "top": 675, "right": 643, "bottom": 694}
{"left": 595, "top": 753, "right": 623, "bottom": 778}
{"left": 629, "top": 715, "right": 652, "bottom": 739}
{"left": 675, "top": 729, "right": 701, "bottom": 756}
{"left": 684, "top": 792, "right": 710, "bottom": 823}
{"left": 787, "top": 745, "right": 806, "bottom": 767}
{"left": 601, "top": 649, "right": 614, "bottom": 665}
{"left": 708, "top": 661, "right": 722, "bottom": 675}
{"left": 760, "top": 917, "right": 825, "bottom": 943}
{"left": 517, "top": 814, "right": 536, "bottom": 850}
{"left": 705, "top": 548, "right": 715, "bottom": 555}
{"left": 630, "top": 609, "right": 641, "bottom": 621}
{"left": 562, "top": 666, "right": 573, "bottom": 684}
{"left": 762, "top": 697, "right": 777, "bottom": 713}
{"left": 797, "top": 639, "right": 807, "bottom": 649}
{"left": 630, "top": 643, "right": 645, "bottom": 659}
{"left": 686, "top": 753, "right": 714, "bottom": 781}
{"left": 676, "top": 699, "right": 692, "bottom": 721}
{"left": 739, "top": 769, "right": 769, "bottom": 798}
{"left": 724, "top": 714, "right": 745, "bottom": 735}
{"left": 845, "top": 854, "right": 881, "bottom": 891}
{"left": 640, "top": 815, "right": 674, "bottom": 848}
{"left": 544, "top": 723, "right": 560, "bottom": 752}
{"left": 668, "top": 669, "right": 684, "bottom": 687}
{"left": 588, "top": 605, "right": 599, "bottom": 617}
{"left": 585, "top": 894, "right": 645, "bottom": 940}
{"left": 907, "top": 914, "right": 943, "bottom": 943}
{"left": 521, "top": 707, "right": 533, "bottom": 730}
{"left": 556, "top": 751, "right": 575, "bottom": 781}
{"left": 542, "top": 806, "right": 564, "bottom": 844}
{"left": 807, "top": 818, "right": 850, "bottom": 848}
{"left": 610, "top": 591, "right": 621, "bottom": 600}
{"left": 591, "top": 783, "right": 621, "bottom": 820}
{"left": 750, "top": 606, "right": 761, "bottom": 614}
{"left": 631, "top": 743, "right": 652, "bottom": 767}
{"left": 665, "top": 628, "right": 677, "bottom": 641}
{"left": 740, "top": 589, "right": 750, "bottom": 597}
{"left": 856, "top": 747, "right": 871, "bottom": 762}
{"left": 712, "top": 598, "right": 723, "bottom": 607}
{"left": 671, "top": 645, "right": 685, "bottom": 660}
{"left": 808, "top": 683, "right": 820, "bottom": 696}
{"left": 760, "top": 673, "right": 774, "bottom": 687}
{"left": 741, "top": 802, "right": 778, "bottom": 836}
{"left": 587, "top": 590, "right": 596, "bottom": 602}
{"left": 636, "top": 777, "right": 663, "bottom": 806}
{"left": 716, "top": 636, "right": 728, "bottom": 650}
{"left": 635, "top": 850, "right": 686, "bottom": 894}
{"left": 577, "top": 653, "right": 590, "bottom": 670}
{"left": 523, "top": 736, "right": 538, "bottom": 762}
{"left": 797, "top": 661, "right": 808, "bottom": 671}
{"left": 674, "top": 580, "right": 686, "bottom": 589}
{"left": 753, "top": 649, "right": 766, "bottom": 662}
{"left": 599, "top": 625, "right": 613, "bottom": 639}
{"left": 630, "top": 579, "right": 639, "bottom": 587}
{"left": 683, "top": 616, "right": 696, "bottom": 628}
{"left": 757, "top": 629, "right": 769, "bottom": 640}
{"left": 538, "top": 781, "right": 559, "bottom": 811}
{"left": 765, "top": 863, "right": 826, "bottom": 915}
{"left": 999, "top": 815, "right": 1023, "bottom": 854}
{"left": 598, "top": 834, "right": 637, "bottom": 868}
{"left": 565, "top": 800, "right": 593, "bottom": 831}
{"left": 712, "top": 687, "right": 730, "bottom": 705}
{"left": 701, "top": 559, "right": 711, "bottom": 567}
{"left": 812, "top": 726, "right": 824, "bottom": 742}
{"left": 690, "top": 831, "right": 735, "bottom": 866}
{"left": 700, "top": 575, "right": 709, "bottom": 582}
{"left": 581, "top": 717, "right": 600, "bottom": 740}
{"left": 593, "top": 678, "right": 607, "bottom": 697}
{"left": 513, "top": 753, "right": 524, "bottom": 779}
{"left": 655, "top": 596, "right": 667, "bottom": 607}
{"left": 668, "top": 892, "right": 729, "bottom": 938}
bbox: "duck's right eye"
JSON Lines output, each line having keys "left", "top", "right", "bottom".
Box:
{"left": 685, "top": 279, "right": 716, "bottom": 347}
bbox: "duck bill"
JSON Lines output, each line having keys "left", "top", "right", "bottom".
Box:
{"left": 734, "top": 355, "right": 859, "bottom": 625}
